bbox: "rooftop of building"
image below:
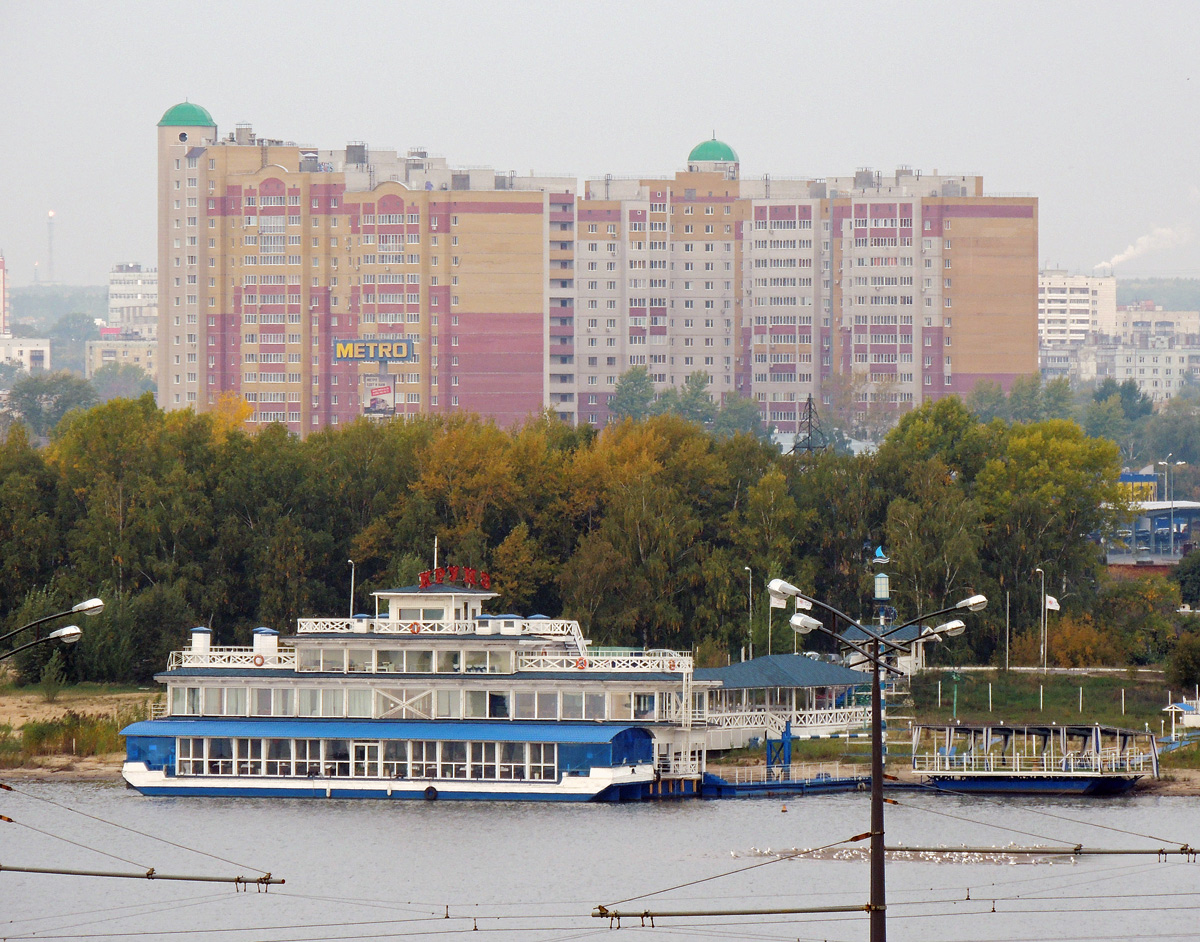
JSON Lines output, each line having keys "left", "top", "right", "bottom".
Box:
{"left": 159, "top": 102, "right": 216, "bottom": 128}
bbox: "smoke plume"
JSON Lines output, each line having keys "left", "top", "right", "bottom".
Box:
{"left": 1096, "top": 226, "right": 1191, "bottom": 271}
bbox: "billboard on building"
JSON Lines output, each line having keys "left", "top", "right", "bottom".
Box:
{"left": 363, "top": 375, "right": 396, "bottom": 417}
{"left": 333, "top": 339, "right": 415, "bottom": 362}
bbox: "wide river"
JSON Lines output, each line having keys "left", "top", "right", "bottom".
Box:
{"left": 1, "top": 782, "right": 1197, "bottom": 942}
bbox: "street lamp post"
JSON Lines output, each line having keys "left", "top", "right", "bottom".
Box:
{"left": 769, "top": 578, "right": 986, "bottom": 942}
{"left": 0, "top": 598, "right": 102, "bottom": 664}
{"left": 348, "top": 559, "right": 356, "bottom": 619}
{"left": 1035, "top": 567, "right": 1045, "bottom": 672}
{"left": 743, "top": 566, "right": 753, "bottom": 661}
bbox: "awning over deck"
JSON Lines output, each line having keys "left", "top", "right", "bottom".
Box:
{"left": 695, "top": 654, "right": 870, "bottom": 690}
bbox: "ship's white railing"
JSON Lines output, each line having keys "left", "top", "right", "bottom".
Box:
{"left": 713, "top": 761, "right": 866, "bottom": 785}
{"left": 150, "top": 702, "right": 169, "bottom": 719}
{"left": 913, "top": 748, "right": 1158, "bottom": 776}
{"left": 167, "top": 648, "right": 297, "bottom": 670}
{"left": 517, "top": 652, "right": 693, "bottom": 673}
{"left": 706, "top": 706, "right": 871, "bottom": 735}
{"left": 657, "top": 755, "right": 703, "bottom": 776}
{"left": 296, "top": 617, "right": 586, "bottom": 653}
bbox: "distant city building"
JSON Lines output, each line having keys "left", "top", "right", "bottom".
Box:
{"left": 0, "top": 336, "right": 50, "bottom": 373}
{"left": 1038, "top": 269, "right": 1116, "bottom": 344}
{"left": 0, "top": 253, "right": 9, "bottom": 336}
{"left": 85, "top": 327, "right": 156, "bottom": 379}
{"left": 157, "top": 103, "right": 1038, "bottom": 435}
{"left": 108, "top": 263, "right": 159, "bottom": 340}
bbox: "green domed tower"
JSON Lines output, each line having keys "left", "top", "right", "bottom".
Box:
{"left": 687, "top": 137, "right": 739, "bottom": 177}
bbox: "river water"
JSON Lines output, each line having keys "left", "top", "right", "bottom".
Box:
{"left": 1, "top": 783, "right": 1197, "bottom": 942}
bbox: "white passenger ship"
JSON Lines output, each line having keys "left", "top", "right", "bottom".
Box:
{"left": 122, "top": 569, "right": 875, "bottom": 801}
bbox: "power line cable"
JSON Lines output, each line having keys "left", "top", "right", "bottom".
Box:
{"left": 0, "top": 781, "right": 270, "bottom": 874}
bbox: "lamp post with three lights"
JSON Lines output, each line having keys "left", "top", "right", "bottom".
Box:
{"left": 767, "top": 578, "right": 986, "bottom": 942}
{"left": 0, "top": 597, "right": 103, "bottom": 664}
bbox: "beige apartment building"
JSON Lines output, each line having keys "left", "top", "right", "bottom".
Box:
{"left": 578, "top": 147, "right": 1039, "bottom": 434}
{"left": 158, "top": 104, "right": 1037, "bottom": 436}
{"left": 1038, "top": 270, "right": 1116, "bottom": 344}
{"left": 157, "top": 103, "right": 572, "bottom": 431}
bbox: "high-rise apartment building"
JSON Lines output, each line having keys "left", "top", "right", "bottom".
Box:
{"left": 157, "top": 103, "right": 573, "bottom": 431}
{"left": 157, "top": 105, "right": 1037, "bottom": 436}
{"left": 576, "top": 146, "right": 1039, "bottom": 434}
{"left": 1038, "top": 270, "right": 1116, "bottom": 344}
{"left": 108, "top": 263, "right": 159, "bottom": 340}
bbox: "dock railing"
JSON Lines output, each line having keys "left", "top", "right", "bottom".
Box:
{"left": 713, "top": 761, "right": 867, "bottom": 786}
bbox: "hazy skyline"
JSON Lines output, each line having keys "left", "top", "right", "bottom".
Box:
{"left": 2, "top": 0, "right": 1198, "bottom": 287}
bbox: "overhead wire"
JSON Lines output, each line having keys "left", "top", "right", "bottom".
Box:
{"left": 0, "top": 781, "right": 271, "bottom": 874}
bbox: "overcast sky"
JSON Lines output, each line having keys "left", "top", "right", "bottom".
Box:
{"left": 2, "top": 0, "right": 1198, "bottom": 287}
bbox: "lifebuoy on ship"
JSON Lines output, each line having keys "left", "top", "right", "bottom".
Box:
{"left": 252, "top": 654, "right": 265, "bottom": 667}
{"left": 668, "top": 660, "right": 676, "bottom": 672}
{"left": 575, "top": 658, "right": 588, "bottom": 670}
{"left": 408, "top": 623, "right": 420, "bottom": 634}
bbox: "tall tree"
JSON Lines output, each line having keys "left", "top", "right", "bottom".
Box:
{"left": 608, "top": 367, "right": 655, "bottom": 421}
{"left": 7, "top": 371, "right": 97, "bottom": 437}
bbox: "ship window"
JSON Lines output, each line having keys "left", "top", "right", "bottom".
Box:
{"left": 561, "top": 691, "right": 583, "bottom": 719}
{"left": 294, "top": 739, "right": 321, "bottom": 776}
{"left": 236, "top": 738, "right": 263, "bottom": 775}
{"left": 321, "top": 689, "right": 344, "bottom": 717}
{"left": 488, "top": 691, "right": 510, "bottom": 718}
{"left": 225, "top": 687, "right": 247, "bottom": 716}
{"left": 464, "top": 650, "right": 488, "bottom": 672}
{"left": 584, "top": 692, "right": 605, "bottom": 720}
{"left": 298, "top": 688, "right": 321, "bottom": 716}
{"left": 297, "top": 648, "right": 320, "bottom": 671}
{"left": 347, "top": 688, "right": 373, "bottom": 717}
{"left": 377, "top": 649, "right": 404, "bottom": 672}
{"left": 610, "top": 692, "right": 632, "bottom": 720}
{"left": 412, "top": 741, "right": 438, "bottom": 777}
{"left": 489, "top": 650, "right": 514, "bottom": 674}
{"left": 437, "top": 650, "right": 461, "bottom": 673}
{"left": 185, "top": 686, "right": 200, "bottom": 715}
{"left": 251, "top": 688, "right": 272, "bottom": 716}
{"left": 513, "top": 692, "right": 536, "bottom": 719}
{"left": 408, "top": 650, "right": 433, "bottom": 673}
{"left": 266, "top": 739, "right": 292, "bottom": 775}
{"left": 537, "top": 692, "right": 558, "bottom": 719}
{"left": 398, "top": 608, "right": 422, "bottom": 622}
{"left": 406, "top": 692, "right": 433, "bottom": 719}
{"left": 422, "top": 608, "right": 445, "bottom": 621}
{"left": 324, "top": 739, "right": 350, "bottom": 776}
{"left": 202, "top": 687, "right": 222, "bottom": 715}
{"left": 634, "top": 693, "right": 656, "bottom": 720}
{"left": 207, "top": 738, "right": 233, "bottom": 775}
{"left": 383, "top": 741, "right": 407, "bottom": 778}
{"left": 498, "top": 743, "right": 526, "bottom": 779}
{"left": 440, "top": 741, "right": 468, "bottom": 778}
{"left": 273, "top": 688, "right": 295, "bottom": 716}
{"left": 465, "top": 690, "right": 487, "bottom": 718}
{"left": 436, "top": 690, "right": 462, "bottom": 718}
{"left": 347, "top": 649, "right": 372, "bottom": 672}
{"left": 471, "top": 742, "right": 497, "bottom": 779}
{"left": 177, "top": 737, "right": 204, "bottom": 774}
{"left": 529, "top": 743, "right": 557, "bottom": 781}
{"left": 321, "top": 649, "right": 346, "bottom": 672}
{"left": 171, "top": 686, "right": 186, "bottom": 715}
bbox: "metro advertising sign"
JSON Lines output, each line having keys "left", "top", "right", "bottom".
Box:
{"left": 332, "top": 339, "right": 415, "bottom": 362}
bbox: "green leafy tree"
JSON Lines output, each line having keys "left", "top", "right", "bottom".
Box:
{"left": 1007, "top": 374, "right": 1045, "bottom": 424}
{"left": 40, "top": 649, "right": 66, "bottom": 703}
{"left": 1041, "top": 377, "right": 1075, "bottom": 421}
{"left": 609, "top": 367, "right": 655, "bottom": 421}
{"left": 1167, "top": 632, "right": 1200, "bottom": 688}
{"left": 674, "top": 372, "right": 717, "bottom": 426}
{"left": 965, "top": 380, "right": 1008, "bottom": 422}
{"left": 91, "top": 363, "right": 155, "bottom": 402}
{"left": 45, "top": 311, "right": 101, "bottom": 375}
{"left": 1172, "top": 551, "right": 1200, "bottom": 607}
{"left": 7, "top": 371, "right": 97, "bottom": 437}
